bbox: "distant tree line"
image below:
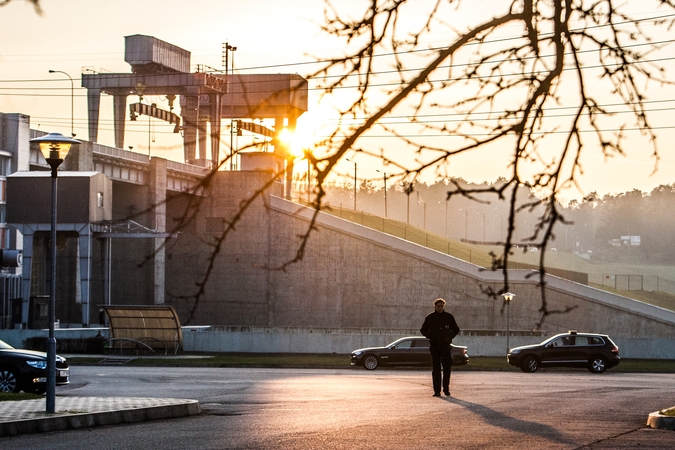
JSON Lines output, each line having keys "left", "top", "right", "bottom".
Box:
{"left": 310, "top": 179, "right": 675, "bottom": 265}
{"left": 566, "top": 185, "right": 675, "bottom": 264}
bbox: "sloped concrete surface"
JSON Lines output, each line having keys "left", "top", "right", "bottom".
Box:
{"left": 0, "top": 396, "right": 199, "bottom": 436}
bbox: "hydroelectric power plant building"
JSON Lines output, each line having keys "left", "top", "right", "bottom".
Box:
{"left": 0, "top": 36, "right": 674, "bottom": 357}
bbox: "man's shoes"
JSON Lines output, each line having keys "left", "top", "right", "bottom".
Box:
{"left": 432, "top": 392, "right": 441, "bottom": 397}
{"left": 444, "top": 391, "right": 451, "bottom": 396}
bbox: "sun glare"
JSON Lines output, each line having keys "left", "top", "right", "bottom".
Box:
{"left": 279, "top": 120, "right": 322, "bottom": 159}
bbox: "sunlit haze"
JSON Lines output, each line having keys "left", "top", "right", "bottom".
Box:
{"left": 2, "top": 0, "right": 675, "bottom": 202}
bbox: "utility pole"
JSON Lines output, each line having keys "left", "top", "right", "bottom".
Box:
{"left": 346, "top": 159, "right": 357, "bottom": 210}
{"left": 376, "top": 170, "right": 387, "bottom": 218}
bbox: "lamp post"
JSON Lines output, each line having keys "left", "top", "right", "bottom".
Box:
{"left": 223, "top": 42, "right": 238, "bottom": 169}
{"left": 376, "top": 169, "right": 387, "bottom": 218}
{"left": 48, "top": 70, "right": 75, "bottom": 138}
{"left": 418, "top": 195, "right": 426, "bottom": 229}
{"left": 307, "top": 156, "right": 311, "bottom": 204}
{"left": 480, "top": 212, "right": 486, "bottom": 243}
{"left": 402, "top": 181, "right": 413, "bottom": 224}
{"left": 502, "top": 292, "right": 515, "bottom": 354}
{"left": 445, "top": 200, "right": 449, "bottom": 238}
{"left": 460, "top": 209, "right": 468, "bottom": 241}
{"left": 346, "top": 158, "right": 357, "bottom": 211}
{"left": 29, "top": 132, "right": 80, "bottom": 413}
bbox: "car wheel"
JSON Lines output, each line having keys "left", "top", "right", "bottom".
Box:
{"left": 0, "top": 367, "right": 20, "bottom": 393}
{"left": 522, "top": 356, "right": 539, "bottom": 373}
{"left": 589, "top": 356, "right": 607, "bottom": 373}
{"left": 363, "top": 355, "right": 379, "bottom": 370}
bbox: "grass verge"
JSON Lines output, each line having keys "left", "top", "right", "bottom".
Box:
{"left": 0, "top": 392, "right": 42, "bottom": 402}
{"left": 67, "top": 354, "right": 675, "bottom": 373}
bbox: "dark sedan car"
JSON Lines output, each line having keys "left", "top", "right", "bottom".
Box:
{"left": 0, "top": 339, "right": 70, "bottom": 394}
{"left": 507, "top": 331, "right": 620, "bottom": 373}
{"left": 351, "top": 336, "right": 469, "bottom": 370}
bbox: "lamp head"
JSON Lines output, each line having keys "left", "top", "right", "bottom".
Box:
{"left": 502, "top": 292, "right": 515, "bottom": 303}
{"left": 30, "top": 132, "right": 81, "bottom": 162}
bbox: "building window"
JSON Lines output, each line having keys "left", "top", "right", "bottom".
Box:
{"left": 0, "top": 156, "right": 10, "bottom": 177}
{"left": 97, "top": 192, "right": 104, "bottom": 207}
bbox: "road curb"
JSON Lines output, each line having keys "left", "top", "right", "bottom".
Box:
{"left": 647, "top": 406, "right": 675, "bottom": 430}
{"left": 0, "top": 399, "right": 200, "bottom": 437}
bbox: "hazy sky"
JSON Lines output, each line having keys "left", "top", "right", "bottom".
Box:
{"left": 2, "top": 0, "right": 675, "bottom": 202}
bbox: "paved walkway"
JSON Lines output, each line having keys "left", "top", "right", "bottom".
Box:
{"left": 0, "top": 396, "right": 199, "bottom": 437}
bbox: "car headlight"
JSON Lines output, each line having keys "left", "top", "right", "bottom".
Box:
{"left": 26, "top": 360, "right": 47, "bottom": 369}
{"left": 353, "top": 351, "right": 363, "bottom": 356}
{"left": 509, "top": 349, "right": 521, "bottom": 355}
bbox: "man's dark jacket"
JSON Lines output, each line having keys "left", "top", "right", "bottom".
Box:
{"left": 420, "top": 311, "right": 460, "bottom": 348}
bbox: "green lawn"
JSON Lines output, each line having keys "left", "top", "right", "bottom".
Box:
{"left": 67, "top": 354, "right": 675, "bottom": 373}
{"left": 0, "top": 392, "right": 42, "bottom": 401}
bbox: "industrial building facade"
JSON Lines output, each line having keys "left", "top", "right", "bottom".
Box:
{"left": 1, "top": 34, "right": 674, "bottom": 343}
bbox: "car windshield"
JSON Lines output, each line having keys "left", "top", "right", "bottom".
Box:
{"left": 540, "top": 335, "right": 563, "bottom": 346}
{"left": 0, "top": 339, "right": 14, "bottom": 350}
{"left": 388, "top": 339, "right": 408, "bottom": 348}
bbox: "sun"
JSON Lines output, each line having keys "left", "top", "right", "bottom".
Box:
{"left": 277, "top": 127, "right": 306, "bottom": 158}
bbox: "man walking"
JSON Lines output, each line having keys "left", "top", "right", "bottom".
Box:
{"left": 420, "top": 298, "right": 460, "bottom": 397}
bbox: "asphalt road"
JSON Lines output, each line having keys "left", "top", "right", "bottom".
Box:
{"left": 2, "top": 366, "right": 674, "bottom": 449}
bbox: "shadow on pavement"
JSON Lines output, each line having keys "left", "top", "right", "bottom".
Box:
{"left": 445, "top": 396, "right": 575, "bottom": 445}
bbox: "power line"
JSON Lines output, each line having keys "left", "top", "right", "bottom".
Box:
{"left": 4, "top": 10, "right": 674, "bottom": 139}
{"left": 3, "top": 45, "right": 674, "bottom": 99}
{"left": 331, "top": 125, "right": 675, "bottom": 138}
{"left": 2, "top": 12, "right": 673, "bottom": 80}
{"left": 232, "top": 12, "right": 675, "bottom": 72}
{"left": 20, "top": 94, "right": 675, "bottom": 132}
{"left": 3, "top": 50, "right": 675, "bottom": 103}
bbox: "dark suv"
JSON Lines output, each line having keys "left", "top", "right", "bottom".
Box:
{"left": 507, "top": 331, "right": 620, "bottom": 373}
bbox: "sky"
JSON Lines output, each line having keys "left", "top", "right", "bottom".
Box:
{"left": 2, "top": 0, "right": 675, "bottom": 203}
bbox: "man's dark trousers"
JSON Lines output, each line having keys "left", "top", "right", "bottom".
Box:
{"left": 430, "top": 345, "right": 453, "bottom": 394}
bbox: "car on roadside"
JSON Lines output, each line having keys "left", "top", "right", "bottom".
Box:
{"left": 507, "top": 330, "right": 620, "bottom": 373}
{"left": 350, "top": 336, "right": 469, "bottom": 370}
{"left": 0, "top": 339, "right": 70, "bottom": 394}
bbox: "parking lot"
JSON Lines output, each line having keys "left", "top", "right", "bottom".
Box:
{"left": 1, "top": 366, "right": 671, "bottom": 449}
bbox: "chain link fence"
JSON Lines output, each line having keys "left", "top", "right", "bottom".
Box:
{"left": 590, "top": 274, "right": 675, "bottom": 295}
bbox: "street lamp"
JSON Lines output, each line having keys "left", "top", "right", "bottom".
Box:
{"left": 48, "top": 70, "right": 75, "bottom": 138}
{"left": 376, "top": 169, "right": 387, "bottom": 218}
{"left": 402, "top": 181, "right": 413, "bottom": 224}
{"left": 445, "top": 200, "right": 449, "bottom": 238}
{"left": 307, "top": 156, "right": 311, "bottom": 204}
{"left": 346, "top": 158, "right": 357, "bottom": 211}
{"left": 480, "top": 212, "right": 486, "bottom": 243}
{"left": 497, "top": 215, "right": 504, "bottom": 242}
{"left": 303, "top": 149, "right": 314, "bottom": 204}
{"left": 29, "top": 132, "right": 80, "bottom": 413}
{"left": 418, "top": 196, "right": 426, "bottom": 229}
{"left": 223, "top": 42, "right": 237, "bottom": 170}
{"left": 460, "top": 209, "right": 468, "bottom": 241}
{"left": 502, "top": 292, "right": 515, "bottom": 353}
